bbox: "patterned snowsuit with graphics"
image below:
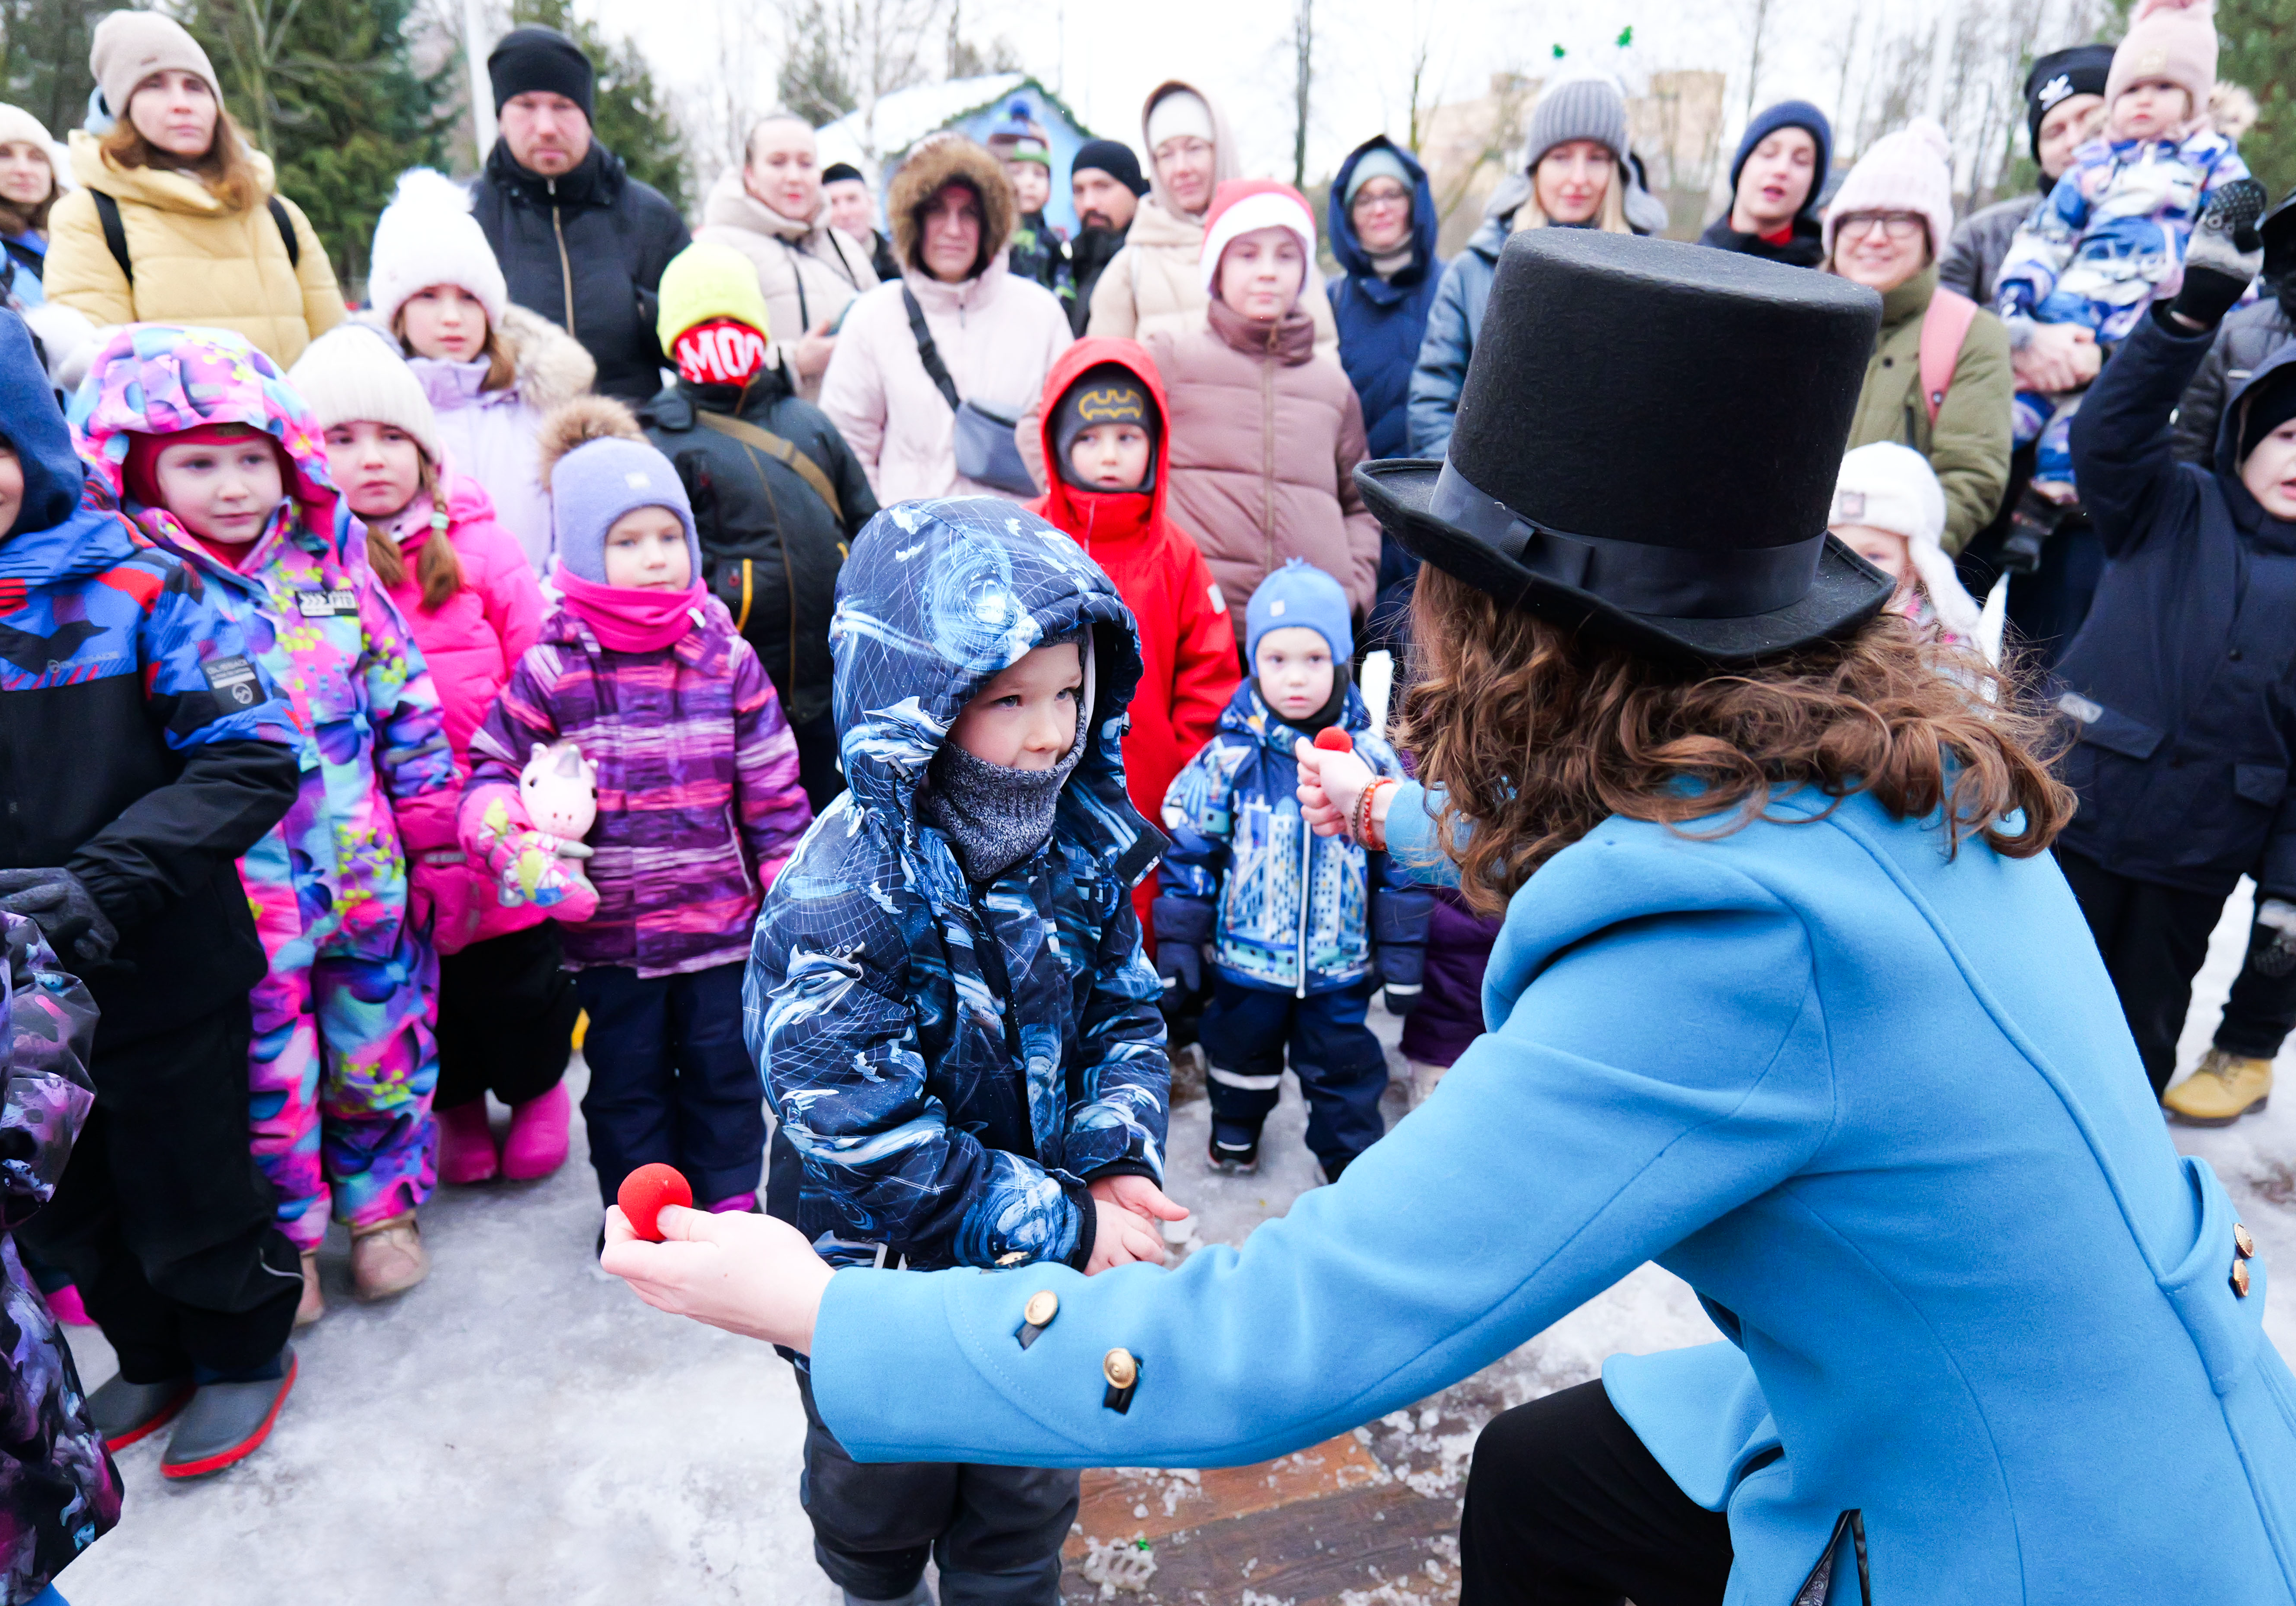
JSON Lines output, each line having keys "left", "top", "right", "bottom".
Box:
{"left": 74, "top": 326, "right": 456, "bottom": 1251}
{"left": 745, "top": 499, "right": 1171, "bottom": 1275}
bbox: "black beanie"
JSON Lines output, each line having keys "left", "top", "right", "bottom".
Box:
{"left": 2024, "top": 45, "right": 2114, "bottom": 186}
{"left": 1072, "top": 139, "right": 1148, "bottom": 198}
{"left": 822, "top": 162, "right": 865, "bottom": 186}
{"left": 488, "top": 26, "right": 595, "bottom": 119}
{"left": 2239, "top": 368, "right": 2296, "bottom": 466}
{"left": 1053, "top": 363, "right": 1159, "bottom": 491}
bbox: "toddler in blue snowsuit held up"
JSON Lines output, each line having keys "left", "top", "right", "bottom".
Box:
{"left": 1159, "top": 558, "right": 1430, "bottom": 1181}
{"left": 745, "top": 498, "right": 1178, "bottom": 1606}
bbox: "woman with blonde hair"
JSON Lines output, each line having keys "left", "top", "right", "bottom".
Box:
{"left": 44, "top": 10, "right": 343, "bottom": 365}
{"left": 1408, "top": 71, "right": 1640, "bottom": 456}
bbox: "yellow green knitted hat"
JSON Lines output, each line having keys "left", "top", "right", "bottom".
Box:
{"left": 656, "top": 241, "right": 773, "bottom": 352}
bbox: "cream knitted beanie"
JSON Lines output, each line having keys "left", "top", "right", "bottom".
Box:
{"left": 2105, "top": 0, "right": 2220, "bottom": 120}
{"left": 89, "top": 11, "right": 219, "bottom": 121}
{"left": 286, "top": 324, "right": 445, "bottom": 466}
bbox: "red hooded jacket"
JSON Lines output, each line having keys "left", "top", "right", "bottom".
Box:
{"left": 1027, "top": 338, "right": 1240, "bottom": 934}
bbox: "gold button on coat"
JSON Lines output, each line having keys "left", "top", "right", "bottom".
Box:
{"left": 2233, "top": 1260, "right": 2253, "bottom": 1298}
{"left": 1024, "top": 1291, "right": 1059, "bottom": 1328}
{"left": 2236, "top": 1222, "right": 2257, "bottom": 1259}
{"left": 1103, "top": 1348, "right": 1138, "bottom": 1389}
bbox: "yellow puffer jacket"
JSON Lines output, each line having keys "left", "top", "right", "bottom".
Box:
{"left": 45, "top": 130, "right": 345, "bottom": 366}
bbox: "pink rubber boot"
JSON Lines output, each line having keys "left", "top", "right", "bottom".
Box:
{"left": 500, "top": 1084, "right": 570, "bottom": 1181}
{"left": 436, "top": 1100, "right": 500, "bottom": 1185}
{"left": 46, "top": 1284, "right": 93, "bottom": 1327}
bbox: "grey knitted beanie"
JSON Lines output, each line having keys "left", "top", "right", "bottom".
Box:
{"left": 1524, "top": 72, "right": 1630, "bottom": 168}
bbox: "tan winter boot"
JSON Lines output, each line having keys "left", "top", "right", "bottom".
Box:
{"left": 2163, "top": 1049, "right": 2273, "bottom": 1126}
{"left": 294, "top": 1249, "right": 325, "bottom": 1327}
{"left": 349, "top": 1215, "right": 428, "bottom": 1301}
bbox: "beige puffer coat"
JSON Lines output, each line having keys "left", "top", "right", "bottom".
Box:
{"left": 45, "top": 131, "right": 344, "bottom": 365}
{"left": 1085, "top": 79, "right": 1338, "bottom": 358}
{"left": 1145, "top": 306, "right": 1379, "bottom": 644}
{"left": 693, "top": 167, "right": 878, "bottom": 401}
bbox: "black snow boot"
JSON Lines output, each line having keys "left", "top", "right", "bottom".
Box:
{"left": 161, "top": 1348, "right": 297, "bottom": 1479}
{"left": 86, "top": 1372, "right": 194, "bottom": 1450}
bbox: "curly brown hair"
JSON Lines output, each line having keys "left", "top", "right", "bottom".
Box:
{"left": 1397, "top": 564, "right": 2076, "bottom": 917}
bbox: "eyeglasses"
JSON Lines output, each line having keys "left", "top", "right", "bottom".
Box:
{"left": 1351, "top": 184, "right": 1411, "bottom": 212}
{"left": 1838, "top": 211, "right": 1926, "bottom": 242}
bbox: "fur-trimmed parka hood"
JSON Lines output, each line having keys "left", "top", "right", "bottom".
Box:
{"left": 889, "top": 134, "right": 1013, "bottom": 281}
{"left": 497, "top": 304, "right": 595, "bottom": 409}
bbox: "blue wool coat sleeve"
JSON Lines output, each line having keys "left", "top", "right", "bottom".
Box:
{"left": 747, "top": 844, "right": 1089, "bottom": 1266}
{"left": 809, "top": 840, "right": 1830, "bottom": 1467}
{"left": 2068, "top": 307, "right": 2214, "bottom": 561}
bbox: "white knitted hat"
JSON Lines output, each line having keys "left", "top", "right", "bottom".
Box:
{"left": 286, "top": 323, "right": 445, "bottom": 466}
{"left": 1831, "top": 441, "right": 1982, "bottom": 638}
{"left": 1823, "top": 118, "right": 1956, "bottom": 262}
{"left": 366, "top": 167, "right": 510, "bottom": 335}
{"left": 0, "top": 105, "right": 62, "bottom": 195}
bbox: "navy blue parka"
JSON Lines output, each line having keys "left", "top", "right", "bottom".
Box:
{"left": 2056, "top": 306, "right": 2296, "bottom": 897}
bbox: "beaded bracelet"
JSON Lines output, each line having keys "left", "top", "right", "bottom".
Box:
{"left": 1355, "top": 780, "right": 1395, "bottom": 851}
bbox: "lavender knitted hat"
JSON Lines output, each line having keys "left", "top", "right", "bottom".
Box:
{"left": 549, "top": 434, "right": 699, "bottom": 584}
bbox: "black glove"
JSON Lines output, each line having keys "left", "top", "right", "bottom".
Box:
{"left": 0, "top": 868, "right": 117, "bottom": 969}
{"left": 1372, "top": 886, "right": 1434, "bottom": 1018}
{"left": 1151, "top": 893, "right": 1212, "bottom": 1000}
{"left": 2171, "top": 177, "right": 2269, "bottom": 329}
{"left": 2000, "top": 487, "right": 2066, "bottom": 577}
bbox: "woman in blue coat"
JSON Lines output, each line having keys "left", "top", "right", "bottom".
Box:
{"left": 605, "top": 233, "right": 2296, "bottom": 1604}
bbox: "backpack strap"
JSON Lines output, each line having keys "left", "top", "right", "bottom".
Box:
{"left": 92, "top": 191, "right": 300, "bottom": 280}
{"left": 1918, "top": 286, "right": 1980, "bottom": 426}
{"left": 901, "top": 286, "right": 962, "bottom": 414}
{"left": 92, "top": 191, "right": 132, "bottom": 284}
{"left": 695, "top": 409, "right": 845, "bottom": 525}
{"left": 267, "top": 196, "right": 300, "bottom": 269}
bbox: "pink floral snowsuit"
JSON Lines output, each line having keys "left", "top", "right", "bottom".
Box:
{"left": 73, "top": 326, "right": 457, "bottom": 1251}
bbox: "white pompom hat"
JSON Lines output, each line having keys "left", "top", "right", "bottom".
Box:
{"left": 1831, "top": 441, "right": 1983, "bottom": 640}
{"left": 366, "top": 167, "right": 510, "bottom": 335}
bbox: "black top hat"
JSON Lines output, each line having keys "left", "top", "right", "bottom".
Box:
{"left": 1356, "top": 229, "right": 1892, "bottom": 664}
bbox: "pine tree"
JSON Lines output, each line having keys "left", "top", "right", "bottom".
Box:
{"left": 182, "top": 0, "right": 451, "bottom": 291}
{"left": 0, "top": 0, "right": 107, "bottom": 139}
{"left": 511, "top": 0, "right": 686, "bottom": 213}
{"left": 2217, "top": 0, "right": 2294, "bottom": 198}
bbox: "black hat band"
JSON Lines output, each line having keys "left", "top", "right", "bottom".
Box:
{"left": 1431, "top": 460, "right": 1826, "bottom": 620}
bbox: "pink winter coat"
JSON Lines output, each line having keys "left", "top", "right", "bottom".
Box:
{"left": 386, "top": 471, "right": 549, "bottom": 955}
{"left": 817, "top": 252, "right": 1072, "bottom": 504}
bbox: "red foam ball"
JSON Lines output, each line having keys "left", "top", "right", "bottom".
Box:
{"left": 1313, "top": 726, "right": 1355, "bottom": 752}
{"left": 617, "top": 1163, "right": 693, "bottom": 1242}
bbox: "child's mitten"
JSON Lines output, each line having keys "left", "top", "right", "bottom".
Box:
{"left": 1372, "top": 886, "right": 1434, "bottom": 1017}
{"left": 2172, "top": 178, "right": 2269, "bottom": 329}
{"left": 465, "top": 790, "right": 599, "bottom": 922}
{"left": 1151, "top": 894, "right": 1212, "bottom": 999}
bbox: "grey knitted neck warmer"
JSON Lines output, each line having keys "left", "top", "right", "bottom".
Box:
{"left": 924, "top": 629, "right": 1091, "bottom": 883}
{"left": 923, "top": 725, "right": 1084, "bottom": 883}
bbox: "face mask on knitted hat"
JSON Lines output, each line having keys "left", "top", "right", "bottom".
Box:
{"left": 1053, "top": 364, "right": 1158, "bottom": 493}
{"left": 673, "top": 319, "right": 769, "bottom": 386}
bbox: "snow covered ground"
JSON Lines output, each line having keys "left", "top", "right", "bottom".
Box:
{"left": 51, "top": 883, "right": 2296, "bottom": 1603}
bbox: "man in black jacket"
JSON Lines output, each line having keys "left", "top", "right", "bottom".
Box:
{"left": 1065, "top": 140, "right": 1146, "bottom": 338}
{"left": 0, "top": 314, "right": 304, "bottom": 1477}
{"left": 640, "top": 243, "right": 878, "bottom": 809}
{"left": 470, "top": 26, "right": 690, "bottom": 404}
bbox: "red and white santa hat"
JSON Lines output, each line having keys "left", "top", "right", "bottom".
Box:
{"left": 1198, "top": 179, "right": 1318, "bottom": 295}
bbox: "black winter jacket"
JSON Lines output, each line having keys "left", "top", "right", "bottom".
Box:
{"left": 2056, "top": 307, "right": 2296, "bottom": 898}
{"left": 2173, "top": 293, "right": 2296, "bottom": 466}
{"left": 470, "top": 141, "right": 690, "bottom": 403}
{"left": 1940, "top": 193, "right": 2043, "bottom": 308}
{"left": 638, "top": 368, "right": 878, "bottom": 729}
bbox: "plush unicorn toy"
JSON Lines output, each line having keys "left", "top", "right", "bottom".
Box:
{"left": 519, "top": 739, "right": 598, "bottom": 856}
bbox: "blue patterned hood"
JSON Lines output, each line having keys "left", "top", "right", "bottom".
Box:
{"left": 748, "top": 498, "right": 1171, "bottom": 1274}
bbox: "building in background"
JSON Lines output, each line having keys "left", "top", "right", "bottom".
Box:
{"left": 815, "top": 73, "right": 1097, "bottom": 237}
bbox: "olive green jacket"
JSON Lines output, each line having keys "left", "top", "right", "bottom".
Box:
{"left": 1845, "top": 266, "right": 2013, "bottom": 554}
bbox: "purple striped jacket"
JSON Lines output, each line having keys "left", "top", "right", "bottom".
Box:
{"left": 465, "top": 597, "right": 811, "bottom": 977}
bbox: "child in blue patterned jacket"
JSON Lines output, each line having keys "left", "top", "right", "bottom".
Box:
{"left": 745, "top": 498, "right": 1177, "bottom": 1606}
{"left": 1995, "top": 0, "right": 2253, "bottom": 494}
{"left": 1159, "top": 558, "right": 1430, "bottom": 1182}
